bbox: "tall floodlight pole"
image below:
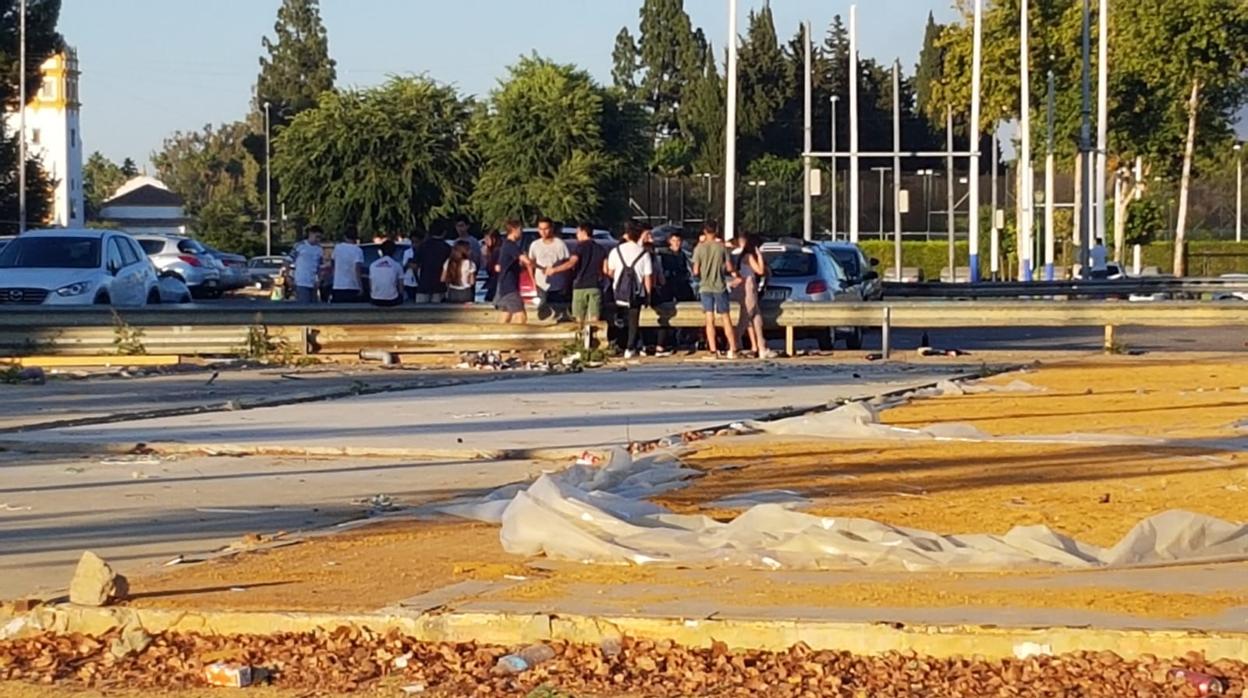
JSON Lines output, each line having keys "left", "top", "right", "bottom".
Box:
{"left": 892, "top": 61, "right": 903, "bottom": 284}
{"left": 969, "top": 0, "right": 984, "bottom": 282}
{"left": 946, "top": 106, "right": 956, "bottom": 281}
{"left": 18, "top": 0, "right": 27, "bottom": 234}
{"left": 990, "top": 130, "right": 1000, "bottom": 279}
{"left": 1020, "top": 0, "right": 1034, "bottom": 281}
{"left": 1236, "top": 143, "right": 1243, "bottom": 243}
{"left": 264, "top": 102, "right": 273, "bottom": 257}
{"left": 849, "top": 5, "right": 860, "bottom": 243}
{"left": 724, "top": 0, "right": 740, "bottom": 240}
{"left": 1045, "top": 70, "right": 1056, "bottom": 281}
{"left": 1096, "top": 0, "right": 1109, "bottom": 254}
{"left": 831, "top": 96, "right": 839, "bottom": 239}
{"left": 802, "top": 22, "right": 813, "bottom": 242}
{"left": 1079, "top": 0, "right": 1094, "bottom": 277}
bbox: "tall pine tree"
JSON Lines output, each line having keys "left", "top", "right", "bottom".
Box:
{"left": 737, "top": 5, "right": 791, "bottom": 165}
{"left": 914, "top": 12, "right": 944, "bottom": 119}
{"left": 637, "top": 0, "right": 697, "bottom": 138}
{"left": 611, "top": 27, "right": 639, "bottom": 96}
{"left": 678, "top": 43, "right": 725, "bottom": 176}
{"left": 255, "top": 0, "right": 336, "bottom": 128}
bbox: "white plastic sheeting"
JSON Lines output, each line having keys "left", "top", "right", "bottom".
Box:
{"left": 441, "top": 447, "right": 1248, "bottom": 571}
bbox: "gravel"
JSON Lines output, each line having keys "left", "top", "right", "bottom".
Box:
{"left": 0, "top": 629, "right": 1243, "bottom": 696}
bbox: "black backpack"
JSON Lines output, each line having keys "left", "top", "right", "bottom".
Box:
{"left": 613, "top": 248, "right": 647, "bottom": 308}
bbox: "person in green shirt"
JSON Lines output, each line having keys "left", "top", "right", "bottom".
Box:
{"left": 691, "top": 223, "right": 740, "bottom": 359}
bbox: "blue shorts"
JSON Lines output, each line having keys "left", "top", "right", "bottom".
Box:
{"left": 700, "top": 291, "right": 730, "bottom": 314}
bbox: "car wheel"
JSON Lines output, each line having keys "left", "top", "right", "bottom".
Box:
{"left": 147, "top": 290, "right": 161, "bottom": 306}
{"left": 843, "top": 327, "right": 865, "bottom": 350}
{"left": 179, "top": 294, "right": 192, "bottom": 304}
{"left": 817, "top": 330, "right": 835, "bottom": 351}
{"left": 93, "top": 294, "right": 110, "bottom": 305}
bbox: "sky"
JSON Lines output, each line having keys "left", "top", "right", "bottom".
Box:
{"left": 59, "top": 0, "right": 957, "bottom": 168}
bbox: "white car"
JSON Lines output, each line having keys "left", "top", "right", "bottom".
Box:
{"left": 0, "top": 229, "right": 161, "bottom": 307}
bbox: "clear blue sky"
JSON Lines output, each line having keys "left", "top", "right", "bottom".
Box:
{"left": 60, "top": 0, "right": 957, "bottom": 168}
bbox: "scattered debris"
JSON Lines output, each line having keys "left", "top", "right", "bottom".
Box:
{"left": 400, "top": 683, "right": 427, "bottom": 695}
{"left": 1099, "top": 493, "right": 1112, "bottom": 504}
{"left": 109, "top": 625, "right": 152, "bottom": 659}
{"left": 492, "top": 644, "right": 556, "bottom": 676}
{"left": 359, "top": 349, "right": 398, "bottom": 366}
{"left": 68, "top": 551, "right": 128, "bottom": 607}
{"left": 163, "top": 555, "right": 185, "bottom": 567}
{"left": 204, "top": 662, "right": 255, "bottom": 688}
{"left": 671, "top": 379, "right": 703, "bottom": 389}
{"left": 451, "top": 412, "right": 498, "bottom": 420}
{"left": 0, "top": 503, "right": 32, "bottom": 512}
{"left": 1172, "top": 669, "right": 1227, "bottom": 695}
{"left": 1013, "top": 642, "right": 1052, "bottom": 660}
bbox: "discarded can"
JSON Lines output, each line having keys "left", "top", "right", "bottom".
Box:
{"left": 204, "top": 663, "right": 253, "bottom": 688}
{"left": 1171, "top": 669, "right": 1225, "bottom": 695}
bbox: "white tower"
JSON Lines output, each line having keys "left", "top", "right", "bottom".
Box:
{"left": 6, "top": 48, "right": 84, "bottom": 228}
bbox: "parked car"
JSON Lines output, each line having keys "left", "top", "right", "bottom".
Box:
{"left": 760, "top": 241, "right": 864, "bottom": 350}
{"left": 247, "top": 255, "right": 292, "bottom": 289}
{"left": 821, "top": 242, "right": 882, "bottom": 301}
{"left": 157, "top": 273, "right": 193, "bottom": 303}
{"left": 134, "top": 234, "right": 222, "bottom": 298}
{"left": 0, "top": 236, "right": 14, "bottom": 254}
{"left": 0, "top": 228, "right": 160, "bottom": 306}
{"left": 204, "top": 246, "right": 249, "bottom": 290}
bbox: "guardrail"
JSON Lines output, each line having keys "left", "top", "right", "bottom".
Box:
{"left": 3, "top": 301, "right": 1246, "bottom": 360}
{"left": 882, "top": 277, "right": 1248, "bottom": 299}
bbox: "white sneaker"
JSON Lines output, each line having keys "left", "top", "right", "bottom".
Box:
{"left": 761, "top": 349, "right": 779, "bottom": 360}
{"left": 725, "top": 350, "right": 737, "bottom": 360}
{"left": 623, "top": 350, "right": 636, "bottom": 360}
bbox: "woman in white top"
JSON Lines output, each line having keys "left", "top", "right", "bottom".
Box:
{"left": 442, "top": 240, "right": 479, "bottom": 304}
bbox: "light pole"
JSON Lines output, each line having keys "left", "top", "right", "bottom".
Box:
{"left": 831, "top": 95, "right": 840, "bottom": 239}
{"left": 724, "top": 0, "right": 740, "bottom": 240}
{"left": 747, "top": 180, "right": 767, "bottom": 232}
{"left": 872, "top": 166, "right": 890, "bottom": 238}
{"left": 697, "top": 172, "right": 719, "bottom": 220}
{"left": 1236, "top": 143, "right": 1244, "bottom": 243}
{"left": 18, "top": 0, "right": 26, "bottom": 234}
{"left": 918, "top": 170, "right": 934, "bottom": 237}
{"left": 264, "top": 102, "right": 273, "bottom": 256}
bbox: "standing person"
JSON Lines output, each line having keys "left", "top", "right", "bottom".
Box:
{"left": 330, "top": 227, "right": 366, "bottom": 303}
{"left": 639, "top": 225, "right": 671, "bottom": 356}
{"left": 692, "top": 223, "right": 739, "bottom": 359}
{"left": 442, "top": 240, "right": 478, "bottom": 304}
{"left": 494, "top": 219, "right": 528, "bottom": 324}
{"left": 368, "top": 239, "right": 404, "bottom": 307}
{"left": 399, "top": 233, "right": 419, "bottom": 302}
{"left": 652, "top": 230, "right": 695, "bottom": 355}
{"left": 607, "top": 223, "right": 654, "bottom": 359}
{"left": 545, "top": 222, "right": 607, "bottom": 326}
{"left": 412, "top": 230, "right": 452, "bottom": 303}
{"left": 453, "top": 215, "right": 483, "bottom": 269}
{"left": 733, "top": 234, "right": 773, "bottom": 358}
{"left": 528, "top": 217, "right": 571, "bottom": 320}
{"left": 481, "top": 229, "right": 502, "bottom": 302}
{"left": 292, "top": 226, "right": 326, "bottom": 305}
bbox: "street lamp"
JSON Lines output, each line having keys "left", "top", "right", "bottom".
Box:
{"left": 264, "top": 101, "right": 273, "bottom": 257}
{"left": 697, "top": 172, "right": 719, "bottom": 220}
{"left": 18, "top": 0, "right": 26, "bottom": 234}
{"left": 747, "top": 180, "right": 767, "bottom": 232}
{"left": 830, "top": 95, "right": 840, "bottom": 239}
{"left": 1235, "top": 142, "right": 1243, "bottom": 243}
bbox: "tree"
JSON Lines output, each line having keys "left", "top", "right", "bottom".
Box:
{"left": 152, "top": 122, "right": 264, "bottom": 254}
{"left": 637, "top": 0, "right": 699, "bottom": 138}
{"left": 472, "top": 56, "right": 648, "bottom": 226}
{"left": 82, "top": 152, "right": 126, "bottom": 220}
{"left": 255, "top": 0, "right": 336, "bottom": 129}
{"left": 612, "top": 27, "right": 639, "bottom": 96}
{"left": 677, "top": 42, "right": 725, "bottom": 177}
{"left": 120, "top": 157, "right": 138, "bottom": 178}
{"left": 274, "top": 76, "right": 475, "bottom": 238}
{"left": 0, "top": 0, "right": 61, "bottom": 232}
{"left": 737, "top": 6, "right": 791, "bottom": 164}
{"left": 914, "top": 12, "right": 945, "bottom": 118}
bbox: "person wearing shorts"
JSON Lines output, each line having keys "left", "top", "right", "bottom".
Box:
{"left": 546, "top": 222, "right": 607, "bottom": 325}
{"left": 691, "top": 222, "right": 739, "bottom": 359}
{"left": 493, "top": 219, "right": 527, "bottom": 324}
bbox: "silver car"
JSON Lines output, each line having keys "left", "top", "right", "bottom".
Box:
{"left": 204, "top": 246, "right": 249, "bottom": 290}
{"left": 134, "top": 234, "right": 222, "bottom": 298}
{"left": 822, "top": 242, "right": 883, "bottom": 302}
{"left": 760, "top": 241, "right": 866, "bottom": 350}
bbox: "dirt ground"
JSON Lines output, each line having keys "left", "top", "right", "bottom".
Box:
{"left": 113, "top": 356, "right": 1248, "bottom": 622}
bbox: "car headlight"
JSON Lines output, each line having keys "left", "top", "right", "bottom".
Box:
{"left": 55, "top": 281, "right": 93, "bottom": 297}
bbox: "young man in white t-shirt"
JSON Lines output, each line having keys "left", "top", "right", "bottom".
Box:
{"left": 330, "top": 227, "right": 366, "bottom": 303}
{"left": 292, "top": 226, "right": 327, "bottom": 304}
{"left": 606, "top": 223, "right": 654, "bottom": 359}
{"left": 369, "top": 239, "right": 404, "bottom": 307}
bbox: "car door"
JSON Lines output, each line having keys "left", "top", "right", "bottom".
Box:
{"left": 108, "top": 236, "right": 142, "bottom": 306}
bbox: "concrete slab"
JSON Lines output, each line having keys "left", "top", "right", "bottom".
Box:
{"left": 3, "top": 363, "right": 973, "bottom": 456}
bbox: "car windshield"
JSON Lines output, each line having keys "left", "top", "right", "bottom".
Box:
{"left": 764, "top": 251, "right": 817, "bottom": 277}
{"left": 828, "top": 249, "right": 861, "bottom": 277}
{"left": 0, "top": 236, "right": 101, "bottom": 269}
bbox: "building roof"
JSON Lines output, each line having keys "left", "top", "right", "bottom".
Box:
{"left": 102, "top": 183, "right": 185, "bottom": 209}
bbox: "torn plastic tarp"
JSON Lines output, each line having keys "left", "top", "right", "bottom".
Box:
{"left": 441, "top": 448, "right": 1248, "bottom": 571}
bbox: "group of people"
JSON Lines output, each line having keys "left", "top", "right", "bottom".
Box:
{"left": 282, "top": 216, "right": 775, "bottom": 359}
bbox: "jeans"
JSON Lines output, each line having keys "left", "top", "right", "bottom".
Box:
{"left": 295, "top": 286, "right": 319, "bottom": 304}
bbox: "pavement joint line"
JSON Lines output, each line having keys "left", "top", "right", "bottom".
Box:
{"left": 4, "top": 604, "right": 1247, "bottom": 662}
{"left": 0, "top": 370, "right": 543, "bottom": 436}
{"left": 0, "top": 367, "right": 1005, "bottom": 462}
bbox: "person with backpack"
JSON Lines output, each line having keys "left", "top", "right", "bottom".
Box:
{"left": 606, "top": 223, "right": 654, "bottom": 359}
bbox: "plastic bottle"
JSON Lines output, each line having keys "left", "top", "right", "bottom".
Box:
{"left": 493, "top": 644, "right": 556, "bottom": 675}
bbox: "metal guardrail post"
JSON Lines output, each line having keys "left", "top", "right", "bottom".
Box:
{"left": 1104, "top": 324, "right": 1117, "bottom": 353}
{"left": 881, "top": 306, "right": 892, "bottom": 360}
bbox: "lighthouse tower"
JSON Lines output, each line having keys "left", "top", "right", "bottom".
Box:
{"left": 6, "top": 48, "right": 85, "bottom": 227}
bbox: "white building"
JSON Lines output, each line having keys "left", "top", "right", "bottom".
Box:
{"left": 3, "top": 49, "right": 85, "bottom": 228}
{"left": 98, "top": 176, "right": 189, "bottom": 236}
